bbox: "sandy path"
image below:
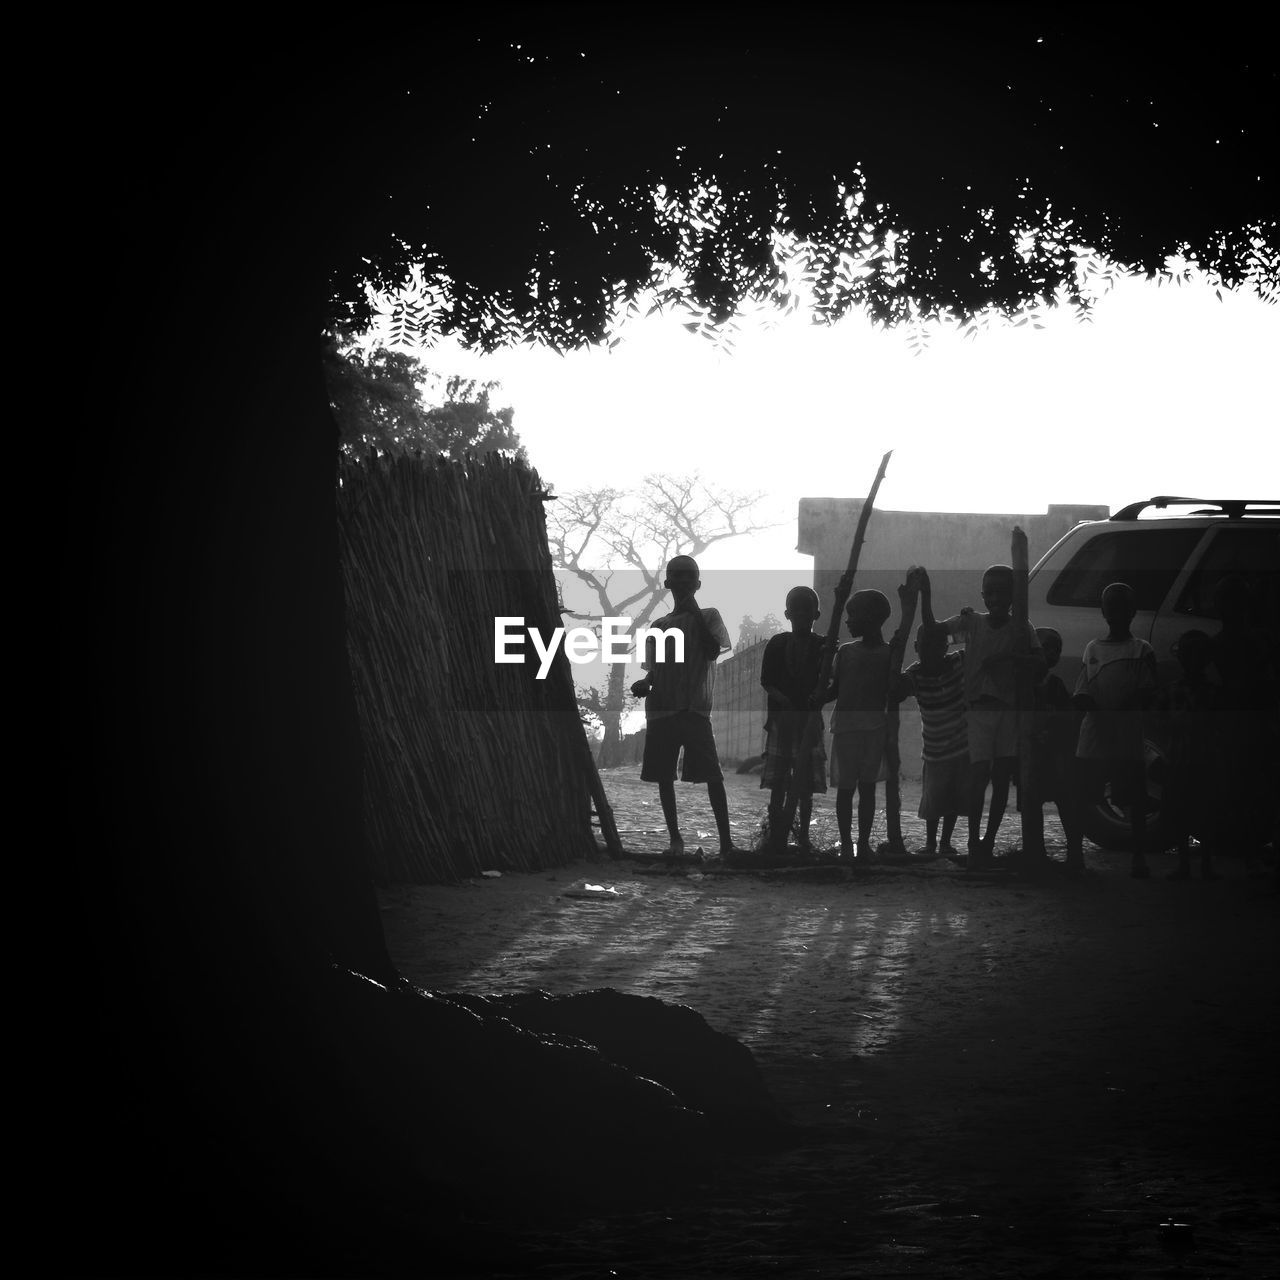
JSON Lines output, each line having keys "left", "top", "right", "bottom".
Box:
{"left": 379, "top": 769, "right": 1278, "bottom": 1277}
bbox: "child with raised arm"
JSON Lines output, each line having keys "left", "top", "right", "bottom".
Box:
{"left": 898, "top": 595, "right": 969, "bottom": 859}
{"left": 1028, "top": 627, "right": 1084, "bottom": 872}
{"left": 815, "top": 589, "right": 893, "bottom": 862}
{"left": 924, "top": 564, "right": 1045, "bottom": 869}
{"left": 760, "top": 586, "right": 828, "bottom": 851}
{"left": 630, "top": 555, "right": 737, "bottom": 857}
{"left": 1072, "top": 581, "right": 1160, "bottom": 879}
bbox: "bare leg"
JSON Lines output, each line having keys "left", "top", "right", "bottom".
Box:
{"left": 968, "top": 761, "right": 992, "bottom": 860}
{"left": 707, "top": 776, "right": 733, "bottom": 854}
{"left": 925, "top": 817, "right": 940, "bottom": 852}
{"left": 657, "top": 780, "right": 683, "bottom": 853}
{"left": 941, "top": 814, "right": 958, "bottom": 851}
{"left": 984, "top": 758, "right": 1013, "bottom": 851}
{"left": 799, "top": 794, "right": 813, "bottom": 849}
{"left": 856, "top": 775, "right": 876, "bottom": 857}
{"left": 768, "top": 782, "right": 787, "bottom": 847}
{"left": 836, "top": 787, "right": 854, "bottom": 855}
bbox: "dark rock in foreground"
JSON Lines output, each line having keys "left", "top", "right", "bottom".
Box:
{"left": 444, "top": 987, "right": 796, "bottom": 1147}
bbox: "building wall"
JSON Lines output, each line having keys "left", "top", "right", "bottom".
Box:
{"left": 710, "top": 638, "right": 769, "bottom": 765}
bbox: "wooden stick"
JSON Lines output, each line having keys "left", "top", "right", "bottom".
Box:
{"left": 771, "top": 449, "right": 893, "bottom": 854}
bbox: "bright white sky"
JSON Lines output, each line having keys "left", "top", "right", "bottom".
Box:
{"left": 418, "top": 268, "right": 1278, "bottom": 581}
{"left": 391, "top": 267, "right": 1276, "bottom": 727}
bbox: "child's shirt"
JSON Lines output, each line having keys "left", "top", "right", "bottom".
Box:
{"left": 901, "top": 652, "right": 967, "bottom": 761}
{"left": 760, "top": 630, "right": 826, "bottom": 729}
{"left": 829, "top": 640, "right": 891, "bottom": 734}
{"left": 1074, "top": 635, "right": 1158, "bottom": 760}
{"left": 943, "top": 611, "right": 1042, "bottom": 706}
{"left": 642, "top": 606, "right": 731, "bottom": 721}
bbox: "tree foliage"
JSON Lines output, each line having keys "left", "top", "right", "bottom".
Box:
{"left": 319, "top": 10, "right": 1276, "bottom": 354}
{"left": 737, "top": 614, "right": 785, "bottom": 652}
{"left": 323, "top": 336, "right": 526, "bottom": 461}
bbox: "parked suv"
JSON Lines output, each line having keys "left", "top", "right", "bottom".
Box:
{"left": 1026, "top": 497, "right": 1279, "bottom": 850}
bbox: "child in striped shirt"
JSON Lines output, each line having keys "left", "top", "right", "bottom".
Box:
{"left": 899, "top": 620, "right": 968, "bottom": 857}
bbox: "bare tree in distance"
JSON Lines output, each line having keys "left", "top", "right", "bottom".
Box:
{"left": 546, "top": 474, "right": 775, "bottom": 766}
{"left": 737, "top": 613, "right": 785, "bottom": 652}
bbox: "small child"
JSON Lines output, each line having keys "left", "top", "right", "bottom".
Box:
{"left": 816, "top": 589, "right": 893, "bottom": 862}
{"left": 759, "top": 586, "right": 828, "bottom": 851}
{"left": 927, "top": 564, "right": 1045, "bottom": 869}
{"left": 630, "top": 555, "right": 737, "bottom": 857}
{"left": 1072, "top": 581, "right": 1159, "bottom": 879}
{"left": 898, "top": 607, "right": 968, "bottom": 859}
{"left": 1028, "top": 627, "right": 1083, "bottom": 872}
{"left": 1156, "top": 629, "right": 1222, "bottom": 881}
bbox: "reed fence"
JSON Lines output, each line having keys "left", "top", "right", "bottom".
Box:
{"left": 338, "top": 452, "right": 617, "bottom": 883}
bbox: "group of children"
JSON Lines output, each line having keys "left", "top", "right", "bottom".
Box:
{"left": 632, "top": 555, "right": 1273, "bottom": 876}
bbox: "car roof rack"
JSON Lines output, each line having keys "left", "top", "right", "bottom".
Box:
{"left": 1110, "top": 496, "right": 1280, "bottom": 521}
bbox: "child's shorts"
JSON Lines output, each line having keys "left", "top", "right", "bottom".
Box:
{"left": 918, "top": 753, "right": 969, "bottom": 820}
{"left": 641, "top": 710, "right": 723, "bottom": 784}
{"left": 966, "top": 699, "right": 1018, "bottom": 763}
{"left": 830, "top": 728, "right": 886, "bottom": 790}
{"left": 760, "top": 715, "right": 828, "bottom": 794}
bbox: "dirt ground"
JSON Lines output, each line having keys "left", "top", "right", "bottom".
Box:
{"left": 379, "top": 768, "right": 1279, "bottom": 1278}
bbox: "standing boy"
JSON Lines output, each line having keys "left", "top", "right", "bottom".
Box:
{"left": 924, "top": 564, "right": 1045, "bottom": 869}
{"left": 1028, "top": 627, "right": 1083, "bottom": 872}
{"left": 1072, "top": 581, "right": 1159, "bottom": 879}
{"left": 630, "top": 555, "right": 736, "bottom": 856}
{"left": 760, "top": 586, "right": 828, "bottom": 851}
{"left": 816, "top": 589, "right": 893, "bottom": 862}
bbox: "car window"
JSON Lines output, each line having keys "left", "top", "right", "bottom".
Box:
{"left": 1174, "top": 526, "right": 1280, "bottom": 621}
{"left": 1045, "top": 527, "right": 1205, "bottom": 611}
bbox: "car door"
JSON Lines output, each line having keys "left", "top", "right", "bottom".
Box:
{"left": 1149, "top": 524, "right": 1280, "bottom": 677}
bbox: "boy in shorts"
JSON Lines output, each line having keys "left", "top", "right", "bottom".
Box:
{"left": 631, "top": 555, "right": 736, "bottom": 856}
{"left": 815, "top": 589, "right": 893, "bottom": 862}
{"left": 926, "top": 564, "right": 1045, "bottom": 869}
{"left": 760, "top": 586, "right": 828, "bottom": 851}
{"left": 1072, "top": 581, "right": 1159, "bottom": 879}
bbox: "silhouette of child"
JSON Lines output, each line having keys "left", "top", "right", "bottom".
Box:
{"left": 759, "top": 586, "right": 828, "bottom": 851}
{"left": 630, "top": 555, "right": 737, "bottom": 856}
{"left": 898, "top": 594, "right": 968, "bottom": 858}
{"left": 1028, "top": 627, "right": 1084, "bottom": 872}
{"left": 1157, "top": 629, "right": 1222, "bottom": 881}
{"left": 1072, "top": 582, "right": 1159, "bottom": 879}
{"left": 815, "top": 589, "right": 893, "bottom": 862}
{"left": 928, "top": 564, "right": 1045, "bottom": 869}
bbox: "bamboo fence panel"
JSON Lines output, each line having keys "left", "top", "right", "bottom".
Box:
{"left": 338, "top": 451, "right": 607, "bottom": 884}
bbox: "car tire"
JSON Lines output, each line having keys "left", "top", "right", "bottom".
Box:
{"left": 1081, "top": 737, "right": 1177, "bottom": 852}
